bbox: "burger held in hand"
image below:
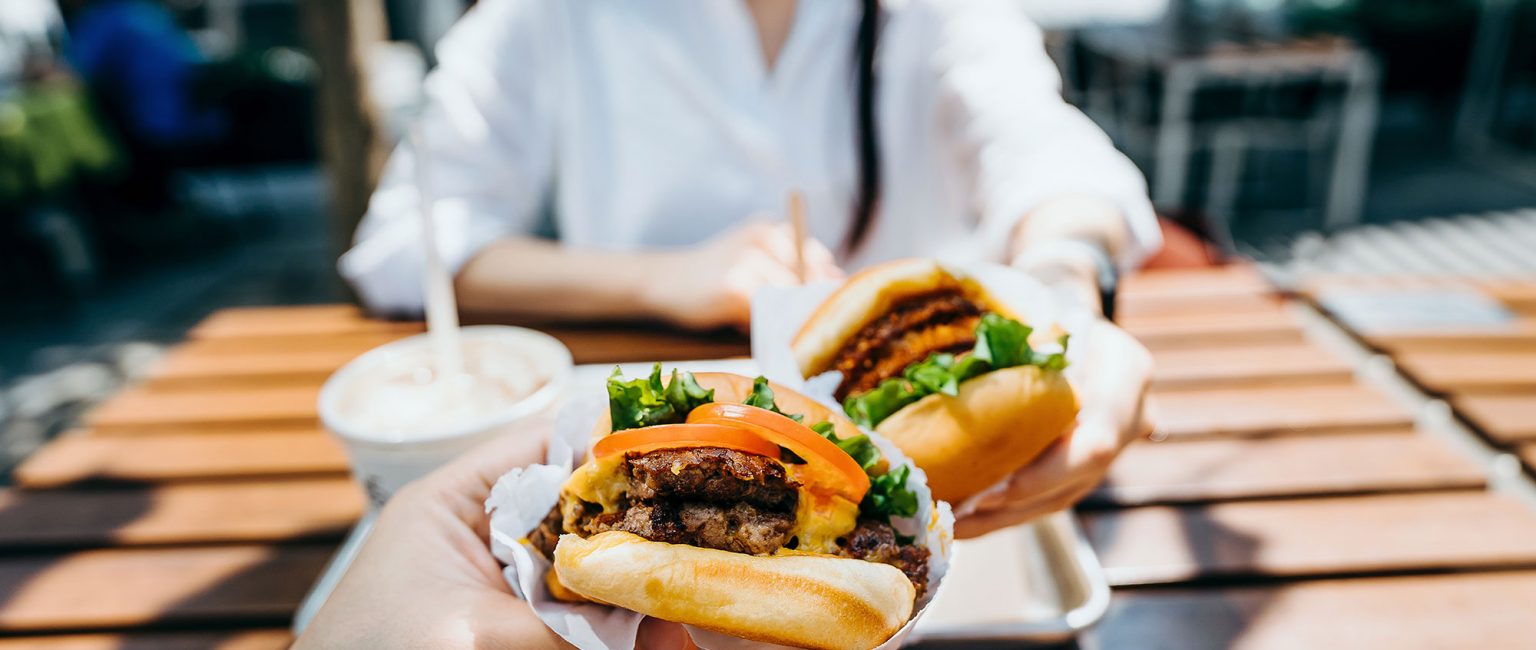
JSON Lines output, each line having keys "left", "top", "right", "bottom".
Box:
{"left": 521, "top": 365, "right": 945, "bottom": 650}
{"left": 791, "top": 259, "right": 1081, "bottom": 503}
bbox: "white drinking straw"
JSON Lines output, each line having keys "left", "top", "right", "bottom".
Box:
{"left": 787, "top": 189, "right": 808, "bottom": 284}
{"left": 410, "top": 122, "right": 465, "bottom": 381}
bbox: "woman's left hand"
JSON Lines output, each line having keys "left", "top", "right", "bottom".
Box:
{"left": 952, "top": 318, "right": 1154, "bottom": 538}
{"left": 295, "top": 432, "right": 692, "bottom": 649}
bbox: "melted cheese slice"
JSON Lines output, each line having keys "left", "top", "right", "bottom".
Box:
{"left": 790, "top": 492, "right": 861, "bottom": 554}
{"left": 566, "top": 454, "right": 629, "bottom": 513}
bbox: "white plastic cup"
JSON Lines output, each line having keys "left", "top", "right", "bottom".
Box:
{"left": 318, "top": 325, "right": 573, "bottom": 509}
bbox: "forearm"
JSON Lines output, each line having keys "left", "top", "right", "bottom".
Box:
{"left": 1008, "top": 195, "right": 1131, "bottom": 315}
{"left": 1008, "top": 195, "right": 1131, "bottom": 263}
{"left": 454, "top": 236, "right": 664, "bottom": 322}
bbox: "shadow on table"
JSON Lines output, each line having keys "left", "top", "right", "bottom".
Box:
{"left": 0, "top": 483, "right": 335, "bottom": 642}
{"left": 1079, "top": 496, "right": 1273, "bottom": 650}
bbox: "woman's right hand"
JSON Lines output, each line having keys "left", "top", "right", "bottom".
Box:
{"left": 643, "top": 220, "right": 843, "bottom": 332}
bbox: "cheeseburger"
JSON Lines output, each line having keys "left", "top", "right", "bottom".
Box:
{"left": 791, "top": 259, "right": 1080, "bottom": 502}
{"left": 528, "top": 366, "right": 935, "bottom": 650}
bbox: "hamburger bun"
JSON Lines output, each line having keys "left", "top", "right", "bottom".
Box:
{"left": 553, "top": 531, "right": 915, "bottom": 650}
{"left": 792, "top": 259, "right": 1017, "bottom": 378}
{"left": 874, "top": 365, "right": 1078, "bottom": 503}
{"left": 790, "top": 259, "right": 1080, "bottom": 502}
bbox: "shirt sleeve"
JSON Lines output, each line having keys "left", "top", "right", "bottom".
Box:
{"left": 339, "top": 0, "right": 558, "bottom": 315}
{"left": 924, "top": 0, "right": 1161, "bottom": 271}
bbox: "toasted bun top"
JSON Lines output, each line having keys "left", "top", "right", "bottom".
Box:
{"left": 791, "top": 259, "right": 1012, "bottom": 378}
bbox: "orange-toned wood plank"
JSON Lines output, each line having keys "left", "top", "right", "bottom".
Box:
{"left": 1366, "top": 327, "right": 1536, "bottom": 354}
{"left": 1120, "top": 266, "right": 1272, "bottom": 297}
{"left": 538, "top": 327, "right": 749, "bottom": 365}
{"left": 1149, "top": 343, "right": 1354, "bottom": 389}
{"left": 1120, "top": 300, "right": 1291, "bottom": 328}
{"left": 191, "top": 305, "right": 421, "bottom": 339}
{"left": 1089, "top": 429, "right": 1484, "bottom": 506}
{"left": 144, "top": 345, "right": 362, "bottom": 391}
{"left": 0, "top": 479, "right": 362, "bottom": 548}
{"left": 1394, "top": 351, "right": 1536, "bottom": 394}
{"left": 14, "top": 430, "right": 347, "bottom": 487}
{"left": 1083, "top": 492, "right": 1536, "bottom": 586}
{"left": 1151, "top": 383, "right": 1412, "bottom": 438}
{"left": 1092, "top": 571, "right": 1536, "bottom": 650}
{"left": 85, "top": 386, "right": 320, "bottom": 433}
{"left": 0, "top": 630, "right": 292, "bottom": 649}
{"left": 1455, "top": 394, "right": 1536, "bottom": 444}
{"left": 1521, "top": 444, "right": 1536, "bottom": 473}
{"left": 1117, "top": 291, "right": 1281, "bottom": 319}
{"left": 178, "top": 331, "right": 418, "bottom": 356}
{"left": 1124, "top": 310, "right": 1307, "bottom": 350}
{"left": 0, "top": 544, "right": 333, "bottom": 632}
{"left": 177, "top": 319, "right": 746, "bottom": 370}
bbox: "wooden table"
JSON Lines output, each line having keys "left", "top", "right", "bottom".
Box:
{"left": 5, "top": 266, "right": 1535, "bottom": 648}
{"left": 1301, "top": 274, "right": 1536, "bottom": 477}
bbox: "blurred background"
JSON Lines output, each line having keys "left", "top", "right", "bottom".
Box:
{"left": 1, "top": 0, "right": 1534, "bottom": 480}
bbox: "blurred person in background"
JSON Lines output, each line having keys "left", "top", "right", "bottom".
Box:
{"left": 344, "top": 0, "right": 1157, "bottom": 533}
{"left": 59, "top": 0, "right": 225, "bottom": 209}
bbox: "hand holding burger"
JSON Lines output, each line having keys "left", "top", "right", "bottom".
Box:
{"left": 790, "top": 259, "right": 1082, "bottom": 505}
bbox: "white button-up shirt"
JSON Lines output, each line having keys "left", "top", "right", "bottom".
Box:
{"left": 341, "top": 0, "right": 1160, "bottom": 314}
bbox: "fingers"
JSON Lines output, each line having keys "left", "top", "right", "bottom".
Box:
{"left": 966, "top": 420, "right": 1117, "bottom": 513}
{"left": 953, "top": 477, "right": 1099, "bottom": 539}
{"left": 750, "top": 220, "right": 844, "bottom": 281}
{"left": 637, "top": 618, "right": 696, "bottom": 650}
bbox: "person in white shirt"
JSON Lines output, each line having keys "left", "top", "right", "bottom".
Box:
{"left": 344, "top": 0, "right": 1155, "bottom": 538}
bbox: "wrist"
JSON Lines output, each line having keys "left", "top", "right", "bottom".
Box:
{"left": 1011, "top": 239, "right": 1116, "bottom": 318}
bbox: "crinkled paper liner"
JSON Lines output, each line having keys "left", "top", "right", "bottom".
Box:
{"left": 487, "top": 389, "right": 955, "bottom": 650}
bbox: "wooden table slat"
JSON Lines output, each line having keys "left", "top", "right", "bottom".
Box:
{"left": 0, "top": 479, "right": 363, "bottom": 549}
{"left": 1090, "top": 571, "right": 1536, "bottom": 650}
{"left": 1116, "top": 291, "right": 1281, "bottom": 320}
{"left": 1455, "top": 394, "right": 1536, "bottom": 444}
{"left": 14, "top": 430, "right": 348, "bottom": 488}
{"left": 86, "top": 386, "right": 321, "bottom": 433}
{"left": 1149, "top": 343, "right": 1354, "bottom": 390}
{"left": 1088, "top": 429, "right": 1485, "bottom": 507}
{"left": 1125, "top": 311, "right": 1307, "bottom": 350}
{"left": 0, "top": 545, "right": 333, "bottom": 632}
{"left": 1394, "top": 350, "right": 1536, "bottom": 394}
{"left": 1083, "top": 491, "right": 1536, "bottom": 586}
{"left": 1151, "top": 383, "right": 1413, "bottom": 438}
{"left": 1117, "top": 266, "right": 1272, "bottom": 296}
{"left": 0, "top": 630, "right": 292, "bottom": 650}
{"left": 191, "top": 305, "right": 420, "bottom": 339}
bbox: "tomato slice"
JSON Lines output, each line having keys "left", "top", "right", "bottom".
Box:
{"left": 592, "top": 423, "right": 781, "bottom": 460}
{"left": 687, "top": 403, "right": 870, "bottom": 502}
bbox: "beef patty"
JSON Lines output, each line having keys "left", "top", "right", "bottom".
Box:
{"left": 627, "top": 447, "right": 797, "bottom": 511}
{"left": 528, "top": 447, "right": 800, "bottom": 558}
{"left": 528, "top": 447, "right": 933, "bottom": 594}
{"left": 838, "top": 518, "right": 933, "bottom": 599}
{"left": 832, "top": 291, "right": 983, "bottom": 400}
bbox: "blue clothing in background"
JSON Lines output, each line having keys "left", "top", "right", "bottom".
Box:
{"left": 67, "top": 0, "right": 224, "bottom": 146}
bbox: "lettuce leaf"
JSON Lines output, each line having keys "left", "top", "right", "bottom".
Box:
{"left": 843, "top": 313, "right": 1068, "bottom": 429}
{"left": 607, "top": 363, "right": 715, "bottom": 431}
{"left": 862, "top": 465, "right": 919, "bottom": 518}
{"left": 742, "top": 376, "right": 805, "bottom": 423}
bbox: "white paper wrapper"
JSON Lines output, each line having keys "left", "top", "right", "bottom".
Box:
{"left": 486, "top": 367, "right": 955, "bottom": 650}
{"left": 749, "top": 259, "right": 1096, "bottom": 517}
